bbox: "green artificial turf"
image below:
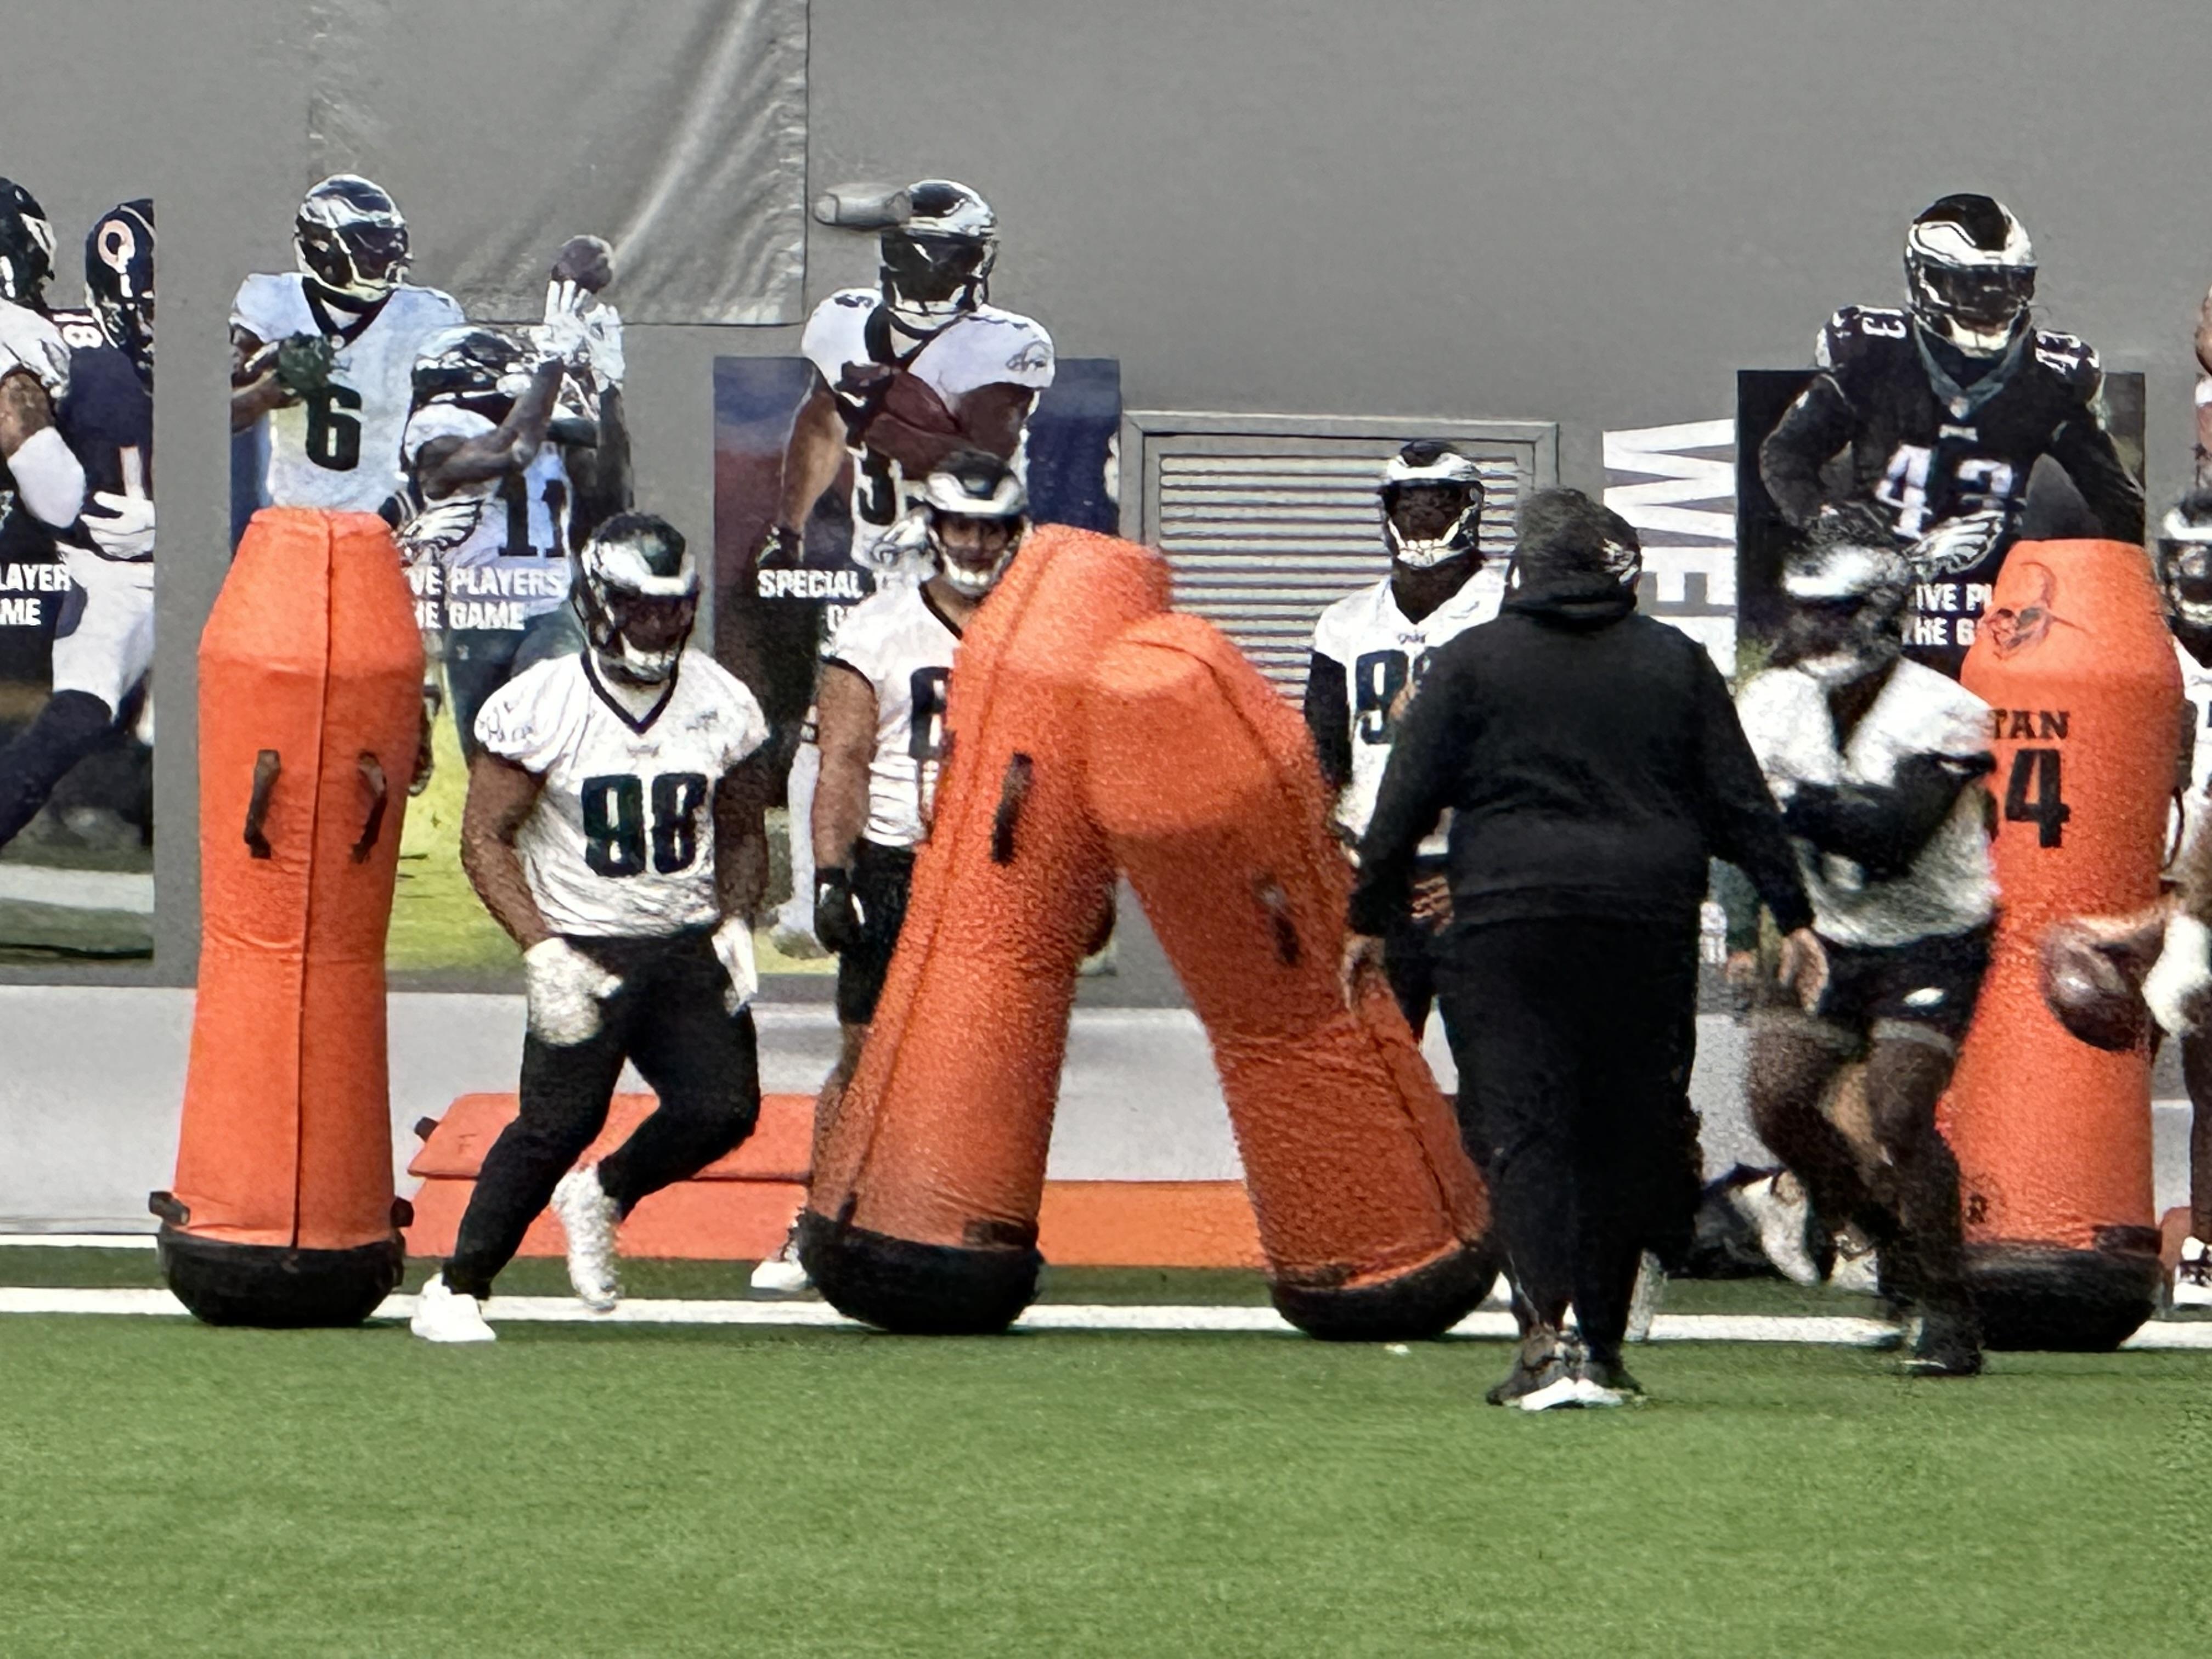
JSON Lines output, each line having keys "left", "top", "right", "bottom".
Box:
{"left": 1, "top": 1311, "right": 2207, "bottom": 1657}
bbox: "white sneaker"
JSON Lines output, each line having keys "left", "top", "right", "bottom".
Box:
{"left": 1735, "top": 1172, "right": 1825, "bottom": 1286}
{"left": 1830, "top": 1234, "right": 1882, "bottom": 1296}
{"left": 1624, "top": 1251, "right": 1666, "bottom": 1343}
{"left": 749, "top": 1214, "right": 814, "bottom": 1295}
{"left": 2175, "top": 1237, "right": 2212, "bottom": 1308}
{"left": 410, "top": 1273, "right": 496, "bottom": 1343}
{"left": 550, "top": 1166, "right": 621, "bottom": 1312}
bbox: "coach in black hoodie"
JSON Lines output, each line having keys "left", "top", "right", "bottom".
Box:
{"left": 1346, "top": 489, "right": 1824, "bottom": 1409}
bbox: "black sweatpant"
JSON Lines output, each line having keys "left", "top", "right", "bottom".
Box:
{"left": 445, "top": 929, "right": 761, "bottom": 1297}
{"left": 1436, "top": 917, "right": 1703, "bottom": 1361}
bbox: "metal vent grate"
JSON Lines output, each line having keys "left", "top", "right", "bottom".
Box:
{"left": 1125, "top": 418, "right": 1556, "bottom": 695}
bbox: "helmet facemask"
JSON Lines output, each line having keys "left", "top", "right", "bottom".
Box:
{"left": 927, "top": 507, "right": 1023, "bottom": 598}
{"left": 1384, "top": 481, "right": 1484, "bottom": 571}
{"left": 881, "top": 229, "right": 994, "bottom": 336}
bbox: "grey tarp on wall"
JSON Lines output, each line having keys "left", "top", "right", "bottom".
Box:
{"left": 305, "top": 0, "right": 807, "bottom": 324}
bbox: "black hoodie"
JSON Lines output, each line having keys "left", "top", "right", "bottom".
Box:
{"left": 1348, "top": 560, "right": 1813, "bottom": 939}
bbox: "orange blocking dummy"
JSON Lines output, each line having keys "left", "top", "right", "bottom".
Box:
{"left": 799, "top": 526, "right": 1170, "bottom": 1331}
{"left": 1084, "top": 614, "right": 1493, "bottom": 1339}
{"left": 155, "top": 509, "right": 422, "bottom": 1325}
{"left": 1950, "top": 539, "right": 2181, "bottom": 1348}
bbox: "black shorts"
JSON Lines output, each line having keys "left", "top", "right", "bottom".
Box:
{"left": 836, "top": 839, "right": 916, "bottom": 1026}
{"left": 1812, "top": 922, "right": 1993, "bottom": 1046}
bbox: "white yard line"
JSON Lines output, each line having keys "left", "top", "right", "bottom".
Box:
{"left": 0, "top": 866, "right": 155, "bottom": 914}
{"left": 0, "top": 1233, "right": 157, "bottom": 1249}
{"left": 2, "top": 1284, "right": 2207, "bottom": 1348}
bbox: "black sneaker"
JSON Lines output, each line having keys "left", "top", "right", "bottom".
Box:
{"left": 1903, "top": 1306, "right": 1983, "bottom": 1377}
{"left": 1576, "top": 1350, "right": 1644, "bottom": 1402}
{"left": 1486, "top": 1325, "right": 1572, "bottom": 1407}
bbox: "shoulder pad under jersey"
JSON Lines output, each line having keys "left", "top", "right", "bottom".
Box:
{"left": 1814, "top": 304, "right": 1913, "bottom": 373}
{"left": 800, "top": 287, "right": 879, "bottom": 383}
{"left": 2029, "top": 328, "right": 2101, "bottom": 394}
{"left": 0, "top": 299, "right": 72, "bottom": 399}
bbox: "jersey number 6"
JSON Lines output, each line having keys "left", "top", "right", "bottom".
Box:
{"left": 581, "top": 771, "right": 710, "bottom": 877}
{"left": 303, "top": 383, "right": 364, "bottom": 472}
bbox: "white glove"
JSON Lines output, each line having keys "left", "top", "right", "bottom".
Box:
{"left": 582, "top": 300, "right": 624, "bottom": 391}
{"left": 2143, "top": 914, "right": 2212, "bottom": 1037}
{"left": 535, "top": 278, "right": 593, "bottom": 369}
{"left": 524, "top": 937, "right": 624, "bottom": 1046}
{"left": 81, "top": 489, "right": 155, "bottom": 560}
{"left": 712, "top": 915, "right": 758, "bottom": 1015}
{"left": 1906, "top": 509, "right": 2010, "bottom": 579}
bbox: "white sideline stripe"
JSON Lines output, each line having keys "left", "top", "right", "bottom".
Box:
{"left": 0, "top": 1233, "right": 157, "bottom": 1249}
{"left": 0, "top": 865, "right": 155, "bottom": 914}
{"left": 2, "top": 1285, "right": 2208, "bottom": 1347}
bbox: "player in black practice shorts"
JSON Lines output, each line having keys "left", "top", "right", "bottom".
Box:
{"left": 411, "top": 514, "right": 773, "bottom": 1341}
{"left": 748, "top": 451, "right": 1026, "bottom": 1295}
{"left": 1759, "top": 194, "right": 2142, "bottom": 677}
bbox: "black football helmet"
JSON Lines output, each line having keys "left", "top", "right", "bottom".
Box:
{"left": 1905, "top": 194, "right": 2035, "bottom": 356}
{"left": 295, "top": 174, "right": 410, "bottom": 303}
{"left": 411, "top": 325, "right": 534, "bottom": 413}
{"left": 2158, "top": 490, "right": 2212, "bottom": 653}
{"left": 572, "top": 513, "right": 698, "bottom": 685}
{"left": 84, "top": 200, "right": 154, "bottom": 383}
{"left": 0, "top": 178, "right": 57, "bottom": 306}
{"left": 1379, "top": 441, "right": 1486, "bottom": 569}
{"left": 881, "top": 180, "right": 996, "bottom": 338}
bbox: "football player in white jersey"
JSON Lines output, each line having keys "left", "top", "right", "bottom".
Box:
{"left": 1734, "top": 506, "right": 1998, "bottom": 1376}
{"left": 412, "top": 514, "right": 773, "bottom": 1341}
{"left": 0, "top": 179, "right": 86, "bottom": 561}
{"left": 1305, "top": 442, "right": 1502, "bottom": 1042}
{"left": 756, "top": 181, "right": 1053, "bottom": 957}
{"left": 748, "top": 451, "right": 1023, "bottom": 1295}
{"left": 230, "top": 175, "right": 464, "bottom": 516}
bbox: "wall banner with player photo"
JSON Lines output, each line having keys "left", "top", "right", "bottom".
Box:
{"left": 0, "top": 189, "right": 155, "bottom": 962}
{"left": 711, "top": 354, "right": 1121, "bottom": 975}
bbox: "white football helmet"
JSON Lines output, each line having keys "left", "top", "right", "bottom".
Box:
{"left": 1780, "top": 506, "right": 1912, "bottom": 685}
{"left": 1380, "top": 441, "right": 1486, "bottom": 569}
{"left": 1905, "top": 194, "right": 2035, "bottom": 356}
{"left": 572, "top": 513, "right": 698, "bottom": 685}
{"left": 296, "top": 174, "right": 410, "bottom": 304}
{"left": 881, "top": 180, "right": 996, "bottom": 339}
{"left": 922, "top": 449, "right": 1026, "bottom": 599}
{"left": 2158, "top": 493, "right": 2212, "bottom": 641}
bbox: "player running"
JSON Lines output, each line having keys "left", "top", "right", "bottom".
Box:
{"left": 0, "top": 196, "right": 156, "bottom": 854}
{"left": 758, "top": 180, "right": 1054, "bottom": 956}
{"left": 411, "top": 513, "right": 772, "bottom": 1341}
{"left": 1734, "top": 506, "right": 1997, "bottom": 1376}
{"left": 1759, "top": 194, "right": 2142, "bottom": 676}
{"left": 749, "top": 450, "right": 1026, "bottom": 1295}
{"left": 231, "top": 174, "right": 464, "bottom": 517}
{"left": 1305, "top": 441, "right": 1503, "bottom": 1044}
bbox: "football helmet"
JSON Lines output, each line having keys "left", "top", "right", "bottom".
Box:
{"left": 922, "top": 448, "right": 1026, "bottom": 599}
{"left": 84, "top": 200, "right": 154, "bottom": 383}
{"left": 1778, "top": 505, "right": 1912, "bottom": 685}
{"left": 411, "top": 325, "right": 535, "bottom": 413}
{"left": 2157, "top": 490, "right": 2212, "bottom": 648}
{"left": 295, "top": 174, "right": 410, "bottom": 303}
{"left": 881, "top": 180, "right": 996, "bottom": 338}
{"left": 0, "top": 178, "right": 57, "bottom": 305}
{"left": 1905, "top": 194, "right": 2035, "bottom": 355}
{"left": 572, "top": 512, "right": 698, "bottom": 685}
{"left": 1379, "top": 441, "right": 1486, "bottom": 569}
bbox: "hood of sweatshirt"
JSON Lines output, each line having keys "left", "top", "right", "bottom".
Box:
{"left": 1500, "top": 563, "right": 1640, "bottom": 629}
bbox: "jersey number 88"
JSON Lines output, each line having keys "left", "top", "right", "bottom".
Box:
{"left": 581, "top": 772, "right": 709, "bottom": 877}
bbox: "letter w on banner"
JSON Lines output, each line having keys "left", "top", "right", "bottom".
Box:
{"left": 1604, "top": 419, "right": 1737, "bottom": 675}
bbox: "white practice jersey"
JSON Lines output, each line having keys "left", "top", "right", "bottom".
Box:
{"left": 0, "top": 299, "right": 74, "bottom": 399}
{"left": 476, "top": 649, "right": 769, "bottom": 938}
{"left": 1737, "top": 658, "right": 1996, "bottom": 950}
{"left": 232, "top": 273, "right": 464, "bottom": 514}
{"left": 1311, "top": 567, "right": 1506, "bottom": 853}
{"left": 2173, "top": 636, "right": 2212, "bottom": 871}
{"left": 402, "top": 402, "right": 572, "bottom": 628}
{"left": 822, "top": 582, "right": 962, "bottom": 849}
{"left": 800, "top": 288, "right": 1054, "bottom": 574}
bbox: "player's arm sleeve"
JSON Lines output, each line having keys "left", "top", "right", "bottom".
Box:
{"left": 1302, "top": 648, "right": 1352, "bottom": 793}
{"left": 1758, "top": 371, "right": 1857, "bottom": 531}
{"left": 2047, "top": 394, "right": 2146, "bottom": 545}
{"left": 1347, "top": 652, "right": 1468, "bottom": 936}
{"left": 1690, "top": 651, "right": 1814, "bottom": 935}
{"left": 1709, "top": 859, "right": 1764, "bottom": 953}
{"left": 1781, "top": 749, "right": 1994, "bottom": 879}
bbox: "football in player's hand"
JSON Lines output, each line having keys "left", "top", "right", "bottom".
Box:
{"left": 273, "top": 332, "right": 336, "bottom": 397}
{"left": 552, "top": 235, "right": 615, "bottom": 294}
{"left": 2039, "top": 916, "right": 2154, "bottom": 1051}
{"left": 878, "top": 369, "right": 961, "bottom": 436}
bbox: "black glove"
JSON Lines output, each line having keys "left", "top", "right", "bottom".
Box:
{"left": 273, "top": 332, "right": 336, "bottom": 397}
{"left": 815, "top": 866, "right": 864, "bottom": 954}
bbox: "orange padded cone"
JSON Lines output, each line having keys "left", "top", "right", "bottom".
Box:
{"left": 1082, "top": 614, "right": 1492, "bottom": 1339}
{"left": 157, "top": 509, "right": 422, "bottom": 1326}
{"left": 799, "top": 527, "right": 1170, "bottom": 1331}
{"left": 1951, "top": 539, "right": 2180, "bottom": 1348}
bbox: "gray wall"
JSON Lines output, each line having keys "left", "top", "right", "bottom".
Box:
{"left": 5, "top": 0, "right": 2209, "bottom": 988}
